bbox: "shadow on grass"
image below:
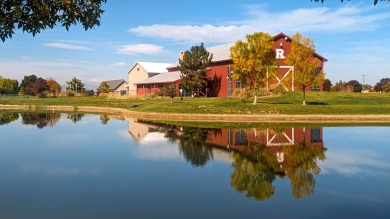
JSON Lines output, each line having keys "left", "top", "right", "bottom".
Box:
{"left": 257, "top": 101, "right": 293, "bottom": 105}
{"left": 307, "top": 102, "right": 328, "bottom": 105}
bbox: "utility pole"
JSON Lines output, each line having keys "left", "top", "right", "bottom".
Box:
{"left": 362, "top": 75, "right": 365, "bottom": 92}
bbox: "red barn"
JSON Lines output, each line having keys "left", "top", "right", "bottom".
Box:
{"left": 135, "top": 32, "right": 327, "bottom": 97}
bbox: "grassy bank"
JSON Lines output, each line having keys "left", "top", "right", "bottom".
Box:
{"left": 1, "top": 92, "right": 390, "bottom": 115}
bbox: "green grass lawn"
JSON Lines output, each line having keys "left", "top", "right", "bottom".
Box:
{"left": 1, "top": 92, "right": 390, "bottom": 115}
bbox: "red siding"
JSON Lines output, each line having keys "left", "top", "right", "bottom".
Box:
{"left": 136, "top": 33, "right": 326, "bottom": 97}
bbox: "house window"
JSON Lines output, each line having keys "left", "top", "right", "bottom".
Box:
{"left": 235, "top": 129, "right": 248, "bottom": 145}
{"left": 311, "top": 128, "right": 322, "bottom": 143}
{"left": 235, "top": 80, "right": 243, "bottom": 89}
{"left": 120, "top": 90, "right": 127, "bottom": 95}
{"left": 137, "top": 67, "right": 140, "bottom": 71}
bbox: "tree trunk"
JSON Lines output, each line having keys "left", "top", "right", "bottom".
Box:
{"left": 253, "top": 94, "right": 257, "bottom": 104}
{"left": 302, "top": 87, "right": 306, "bottom": 105}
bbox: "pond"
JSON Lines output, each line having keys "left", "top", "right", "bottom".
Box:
{"left": 1, "top": 111, "right": 390, "bottom": 219}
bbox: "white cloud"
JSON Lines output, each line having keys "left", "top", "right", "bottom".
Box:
{"left": 111, "top": 62, "right": 127, "bottom": 67}
{"left": 15, "top": 55, "right": 33, "bottom": 60}
{"left": 129, "top": 24, "right": 248, "bottom": 43}
{"left": 128, "top": 6, "right": 390, "bottom": 43}
{"left": 116, "top": 44, "right": 164, "bottom": 55}
{"left": 43, "top": 42, "right": 92, "bottom": 51}
{"left": 320, "top": 149, "right": 390, "bottom": 176}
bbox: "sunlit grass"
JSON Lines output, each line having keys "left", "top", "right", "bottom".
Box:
{"left": 1, "top": 92, "right": 390, "bottom": 115}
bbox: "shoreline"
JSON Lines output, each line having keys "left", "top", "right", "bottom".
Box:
{"left": 2, "top": 104, "right": 390, "bottom": 123}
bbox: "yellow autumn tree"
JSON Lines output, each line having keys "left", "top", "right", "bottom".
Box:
{"left": 285, "top": 33, "right": 322, "bottom": 105}
{"left": 230, "top": 32, "right": 278, "bottom": 104}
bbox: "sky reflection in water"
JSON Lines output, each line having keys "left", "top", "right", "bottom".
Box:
{"left": 0, "top": 112, "right": 390, "bottom": 219}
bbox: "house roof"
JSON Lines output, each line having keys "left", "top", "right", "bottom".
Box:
{"left": 136, "top": 71, "right": 181, "bottom": 85}
{"left": 207, "top": 43, "right": 235, "bottom": 62}
{"left": 104, "top": 79, "right": 127, "bottom": 90}
{"left": 169, "top": 33, "right": 327, "bottom": 66}
{"left": 129, "top": 62, "right": 172, "bottom": 74}
{"left": 166, "top": 43, "right": 234, "bottom": 70}
{"left": 273, "top": 32, "right": 328, "bottom": 62}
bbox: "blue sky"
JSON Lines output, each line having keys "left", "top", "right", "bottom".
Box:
{"left": 1, "top": 0, "right": 390, "bottom": 89}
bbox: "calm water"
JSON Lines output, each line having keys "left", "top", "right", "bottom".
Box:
{"left": 1, "top": 112, "right": 390, "bottom": 219}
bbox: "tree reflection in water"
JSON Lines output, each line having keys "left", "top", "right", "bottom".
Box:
{"left": 231, "top": 141, "right": 326, "bottom": 200}
{"left": 177, "top": 127, "right": 214, "bottom": 167}
{"left": 135, "top": 121, "right": 326, "bottom": 200}
{"left": 0, "top": 111, "right": 19, "bottom": 125}
{"left": 21, "top": 112, "right": 61, "bottom": 128}
{"left": 67, "top": 113, "right": 85, "bottom": 124}
{"left": 231, "top": 143, "right": 280, "bottom": 200}
{"left": 283, "top": 142, "right": 325, "bottom": 199}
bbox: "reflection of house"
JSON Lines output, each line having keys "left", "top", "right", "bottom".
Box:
{"left": 127, "top": 119, "right": 325, "bottom": 166}
{"left": 135, "top": 32, "right": 327, "bottom": 97}
{"left": 207, "top": 127, "right": 325, "bottom": 170}
{"left": 208, "top": 127, "right": 323, "bottom": 150}
{"left": 127, "top": 62, "right": 172, "bottom": 95}
{"left": 128, "top": 119, "right": 159, "bottom": 142}
{"left": 99, "top": 79, "right": 129, "bottom": 96}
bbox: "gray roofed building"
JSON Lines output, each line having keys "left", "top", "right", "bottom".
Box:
{"left": 100, "top": 79, "right": 128, "bottom": 96}
{"left": 136, "top": 71, "right": 181, "bottom": 85}
{"left": 105, "top": 79, "right": 127, "bottom": 90}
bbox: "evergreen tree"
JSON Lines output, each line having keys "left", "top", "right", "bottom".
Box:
{"left": 179, "top": 43, "right": 213, "bottom": 97}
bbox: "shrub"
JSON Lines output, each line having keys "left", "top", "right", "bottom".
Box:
{"left": 232, "top": 88, "right": 247, "bottom": 99}
{"left": 66, "top": 90, "right": 76, "bottom": 97}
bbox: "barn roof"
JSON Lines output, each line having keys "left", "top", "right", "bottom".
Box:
{"left": 136, "top": 71, "right": 181, "bottom": 85}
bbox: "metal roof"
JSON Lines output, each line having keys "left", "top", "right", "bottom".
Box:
{"left": 104, "top": 79, "right": 127, "bottom": 90}
{"left": 207, "top": 43, "right": 234, "bottom": 62}
{"left": 136, "top": 71, "right": 181, "bottom": 84}
{"left": 137, "top": 62, "right": 172, "bottom": 73}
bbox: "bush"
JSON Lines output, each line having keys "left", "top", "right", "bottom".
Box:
{"left": 232, "top": 88, "right": 247, "bottom": 99}
{"left": 271, "top": 85, "right": 287, "bottom": 95}
{"left": 99, "top": 93, "right": 108, "bottom": 97}
{"left": 66, "top": 90, "right": 76, "bottom": 97}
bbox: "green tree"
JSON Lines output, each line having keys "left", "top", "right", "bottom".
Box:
{"left": 285, "top": 32, "right": 322, "bottom": 105}
{"left": 19, "top": 74, "right": 37, "bottom": 95}
{"left": 0, "top": 78, "right": 19, "bottom": 94}
{"left": 179, "top": 43, "right": 213, "bottom": 97}
{"left": 0, "top": 0, "right": 107, "bottom": 42}
{"left": 46, "top": 78, "right": 62, "bottom": 96}
{"left": 323, "top": 79, "right": 332, "bottom": 92}
{"left": 66, "top": 77, "right": 84, "bottom": 94}
{"left": 312, "top": 0, "right": 389, "bottom": 6}
{"left": 98, "top": 81, "right": 110, "bottom": 93}
{"left": 161, "top": 83, "right": 176, "bottom": 103}
{"left": 230, "top": 32, "right": 277, "bottom": 104}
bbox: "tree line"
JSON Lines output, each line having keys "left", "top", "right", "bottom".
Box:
{"left": 0, "top": 74, "right": 93, "bottom": 97}
{"left": 322, "top": 78, "right": 390, "bottom": 92}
